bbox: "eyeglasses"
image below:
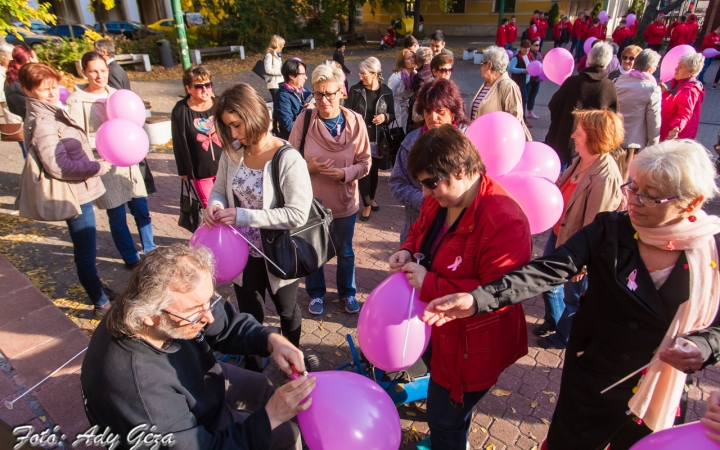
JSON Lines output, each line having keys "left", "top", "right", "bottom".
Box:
{"left": 418, "top": 175, "right": 441, "bottom": 190}
{"left": 620, "top": 182, "right": 679, "bottom": 207}
{"left": 438, "top": 68, "right": 453, "bottom": 74}
{"left": 192, "top": 82, "right": 213, "bottom": 90}
{"left": 313, "top": 89, "right": 342, "bottom": 101}
{"left": 621, "top": 56, "right": 635, "bottom": 61}
{"left": 359, "top": 72, "right": 375, "bottom": 78}
{"left": 162, "top": 291, "right": 222, "bottom": 326}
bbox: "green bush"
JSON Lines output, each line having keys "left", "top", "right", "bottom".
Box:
{"left": 549, "top": 2, "right": 560, "bottom": 28}
{"left": 35, "top": 38, "right": 94, "bottom": 74}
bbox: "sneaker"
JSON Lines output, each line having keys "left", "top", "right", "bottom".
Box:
{"left": 533, "top": 321, "right": 555, "bottom": 337}
{"left": 308, "top": 298, "right": 324, "bottom": 315}
{"left": 713, "top": 84, "right": 718, "bottom": 89}
{"left": 343, "top": 296, "right": 360, "bottom": 314}
{"left": 94, "top": 302, "right": 111, "bottom": 319}
{"left": 528, "top": 112, "right": 539, "bottom": 119}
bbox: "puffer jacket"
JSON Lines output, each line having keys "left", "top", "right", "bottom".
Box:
{"left": 660, "top": 77, "right": 704, "bottom": 141}
{"left": 23, "top": 97, "right": 105, "bottom": 205}
{"left": 66, "top": 85, "right": 147, "bottom": 210}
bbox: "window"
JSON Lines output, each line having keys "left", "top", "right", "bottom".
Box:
{"left": 493, "top": 0, "right": 516, "bottom": 13}
{"left": 452, "top": 0, "right": 466, "bottom": 13}
{"left": 161, "top": 20, "right": 173, "bottom": 27}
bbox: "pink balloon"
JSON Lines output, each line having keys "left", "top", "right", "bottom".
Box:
{"left": 510, "top": 141, "right": 561, "bottom": 181}
{"left": 106, "top": 89, "right": 146, "bottom": 127}
{"left": 702, "top": 48, "right": 720, "bottom": 58}
{"left": 466, "top": 111, "right": 526, "bottom": 178}
{"left": 584, "top": 37, "right": 598, "bottom": 55}
{"left": 59, "top": 86, "right": 70, "bottom": 104}
{"left": 506, "top": 49, "right": 514, "bottom": 60}
{"left": 357, "top": 272, "right": 430, "bottom": 371}
{"left": 630, "top": 421, "right": 717, "bottom": 449}
{"left": 543, "top": 47, "right": 575, "bottom": 84}
{"left": 626, "top": 14, "right": 636, "bottom": 27}
{"left": 660, "top": 45, "right": 697, "bottom": 82}
{"left": 495, "top": 173, "right": 564, "bottom": 235}
{"left": 527, "top": 60, "right": 543, "bottom": 77}
{"left": 598, "top": 11, "right": 609, "bottom": 24}
{"left": 539, "top": 71, "right": 549, "bottom": 81}
{"left": 189, "top": 224, "right": 249, "bottom": 284}
{"left": 95, "top": 118, "right": 149, "bottom": 167}
{"left": 298, "top": 371, "right": 401, "bottom": 450}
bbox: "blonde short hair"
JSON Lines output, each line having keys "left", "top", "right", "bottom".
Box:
{"left": 359, "top": 56, "right": 383, "bottom": 82}
{"left": 267, "top": 35, "right": 285, "bottom": 54}
{"left": 311, "top": 61, "right": 345, "bottom": 87}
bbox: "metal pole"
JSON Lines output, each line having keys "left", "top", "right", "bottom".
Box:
{"left": 171, "top": 0, "right": 191, "bottom": 70}
{"left": 498, "top": 0, "right": 506, "bottom": 25}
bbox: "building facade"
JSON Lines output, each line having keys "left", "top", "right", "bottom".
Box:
{"left": 41, "top": 0, "right": 172, "bottom": 26}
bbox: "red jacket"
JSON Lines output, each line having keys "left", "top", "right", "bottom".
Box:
{"left": 553, "top": 21, "right": 571, "bottom": 40}
{"left": 660, "top": 77, "right": 704, "bottom": 141}
{"left": 496, "top": 25, "right": 507, "bottom": 46}
{"left": 571, "top": 17, "right": 587, "bottom": 38}
{"left": 585, "top": 24, "right": 601, "bottom": 40}
{"left": 400, "top": 176, "right": 531, "bottom": 403}
{"left": 702, "top": 31, "right": 720, "bottom": 51}
{"left": 629, "top": 21, "right": 639, "bottom": 38}
{"left": 669, "top": 22, "right": 690, "bottom": 48}
{"left": 667, "top": 20, "right": 679, "bottom": 36}
{"left": 599, "top": 24, "right": 608, "bottom": 41}
{"left": 537, "top": 18, "right": 549, "bottom": 36}
{"left": 644, "top": 21, "right": 667, "bottom": 45}
{"left": 689, "top": 21, "right": 699, "bottom": 44}
{"left": 612, "top": 27, "right": 631, "bottom": 45}
{"left": 528, "top": 25, "right": 542, "bottom": 40}
{"left": 506, "top": 23, "right": 518, "bottom": 43}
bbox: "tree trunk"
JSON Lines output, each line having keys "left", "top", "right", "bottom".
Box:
{"left": 635, "top": 0, "right": 684, "bottom": 45}
{"left": 413, "top": 0, "right": 422, "bottom": 36}
{"left": 348, "top": 0, "right": 356, "bottom": 35}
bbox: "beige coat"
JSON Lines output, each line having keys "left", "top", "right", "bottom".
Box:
{"left": 66, "top": 84, "right": 146, "bottom": 210}
{"left": 470, "top": 72, "right": 532, "bottom": 141}
{"left": 555, "top": 153, "right": 623, "bottom": 247}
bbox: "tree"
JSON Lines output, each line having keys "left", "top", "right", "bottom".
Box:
{"left": 181, "top": 0, "right": 236, "bottom": 25}
{"left": 0, "top": 1, "right": 56, "bottom": 36}
{"left": 633, "top": 0, "right": 684, "bottom": 46}
{"left": 367, "top": 0, "right": 457, "bottom": 36}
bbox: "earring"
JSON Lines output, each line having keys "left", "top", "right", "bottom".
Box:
{"left": 686, "top": 206, "right": 697, "bottom": 222}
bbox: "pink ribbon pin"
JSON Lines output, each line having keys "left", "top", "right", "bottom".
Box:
{"left": 447, "top": 256, "right": 462, "bottom": 272}
{"left": 627, "top": 269, "right": 638, "bottom": 291}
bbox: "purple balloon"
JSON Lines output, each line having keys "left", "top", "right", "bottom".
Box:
{"left": 702, "top": 48, "right": 720, "bottom": 58}
{"left": 495, "top": 172, "right": 564, "bottom": 235}
{"left": 527, "top": 60, "right": 543, "bottom": 77}
{"left": 189, "top": 224, "right": 249, "bottom": 284}
{"left": 506, "top": 49, "right": 514, "bottom": 60}
{"left": 95, "top": 118, "right": 149, "bottom": 167}
{"left": 467, "top": 111, "right": 526, "bottom": 178}
{"left": 660, "top": 44, "right": 696, "bottom": 82}
{"left": 539, "top": 71, "right": 549, "bottom": 81}
{"left": 106, "top": 89, "right": 146, "bottom": 127}
{"left": 357, "top": 272, "right": 431, "bottom": 371}
{"left": 543, "top": 47, "right": 574, "bottom": 84}
{"left": 598, "top": 11, "right": 609, "bottom": 24}
{"left": 584, "top": 37, "right": 598, "bottom": 55}
{"left": 630, "top": 421, "right": 717, "bottom": 449}
{"left": 626, "top": 13, "right": 636, "bottom": 27}
{"left": 59, "top": 86, "right": 70, "bottom": 104}
{"left": 298, "top": 371, "right": 401, "bottom": 450}
{"left": 510, "top": 141, "right": 561, "bottom": 181}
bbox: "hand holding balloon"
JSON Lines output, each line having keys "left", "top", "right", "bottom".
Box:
{"left": 96, "top": 160, "right": 112, "bottom": 176}
{"left": 202, "top": 204, "right": 223, "bottom": 228}
{"left": 700, "top": 391, "right": 720, "bottom": 442}
{"left": 268, "top": 333, "right": 306, "bottom": 376}
{"left": 401, "top": 262, "right": 427, "bottom": 290}
{"left": 658, "top": 338, "right": 702, "bottom": 372}
{"left": 388, "top": 249, "right": 412, "bottom": 273}
{"left": 422, "top": 293, "right": 478, "bottom": 326}
{"left": 214, "top": 208, "right": 238, "bottom": 226}
{"left": 265, "top": 376, "right": 316, "bottom": 430}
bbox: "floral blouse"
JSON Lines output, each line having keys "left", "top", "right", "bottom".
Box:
{"left": 232, "top": 163, "right": 264, "bottom": 257}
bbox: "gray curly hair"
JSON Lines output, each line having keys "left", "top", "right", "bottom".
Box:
{"left": 482, "top": 46, "right": 509, "bottom": 73}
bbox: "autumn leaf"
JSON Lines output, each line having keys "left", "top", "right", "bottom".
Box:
{"left": 479, "top": 426, "right": 487, "bottom": 433}
{"left": 541, "top": 418, "right": 551, "bottom": 426}
{"left": 485, "top": 444, "right": 496, "bottom": 450}
{"left": 510, "top": 406, "right": 516, "bottom": 413}
{"left": 531, "top": 399, "right": 538, "bottom": 408}
{"left": 542, "top": 391, "right": 556, "bottom": 395}
{"left": 406, "top": 411, "right": 416, "bottom": 417}
{"left": 334, "top": 351, "right": 342, "bottom": 357}
{"left": 490, "top": 389, "right": 512, "bottom": 397}
{"left": 550, "top": 396, "right": 556, "bottom": 403}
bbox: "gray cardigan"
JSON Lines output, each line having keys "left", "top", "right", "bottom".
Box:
{"left": 208, "top": 143, "right": 312, "bottom": 293}
{"left": 615, "top": 74, "right": 661, "bottom": 148}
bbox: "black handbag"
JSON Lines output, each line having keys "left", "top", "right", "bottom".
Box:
{"left": 260, "top": 112, "right": 337, "bottom": 279}
{"left": 252, "top": 59, "right": 272, "bottom": 83}
{"left": 138, "top": 158, "right": 156, "bottom": 194}
{"left": 178, "top": 180, "right": 202, "bottom": 232}
{"left": 377, "top": 120, "right": 406, "bottom": 169}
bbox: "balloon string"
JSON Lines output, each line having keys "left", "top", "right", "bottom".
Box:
{"left": 228, "top": 225, "right": 287, "bottom": 277}
{"left": 401, "top": 287, "right": 415, "bottom": 366}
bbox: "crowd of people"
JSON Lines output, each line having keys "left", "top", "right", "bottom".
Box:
{"left": 6, "top": 18, "right": 720, "bottom": 450}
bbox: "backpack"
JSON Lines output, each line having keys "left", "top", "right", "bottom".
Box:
{"left": 521, "top": 29, "right": 529, "bottom": 40}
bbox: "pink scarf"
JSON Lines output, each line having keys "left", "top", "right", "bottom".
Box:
{"left": 628, "top": 210, "right": 720, "bottom": 430}
{"left": 628, "top": 69, "right": 657, "bottom": 85}
{"left": 401, "top": 69, "right": 413, "bottom": 92}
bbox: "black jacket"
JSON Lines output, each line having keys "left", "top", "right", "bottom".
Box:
{"left": 81, "top": 299, "right": 275, "bottom": 450}
{"left": 544, "top": 65, "right": 617, "bottom": 166}
{"left": 345, "top": 81, "right": 395, "bottom": 144}
{"left": 471, "top": 212, "right": 720, "bottom": 448}
{"left": 108, "top": 60, "right": 131, "bottom": 90}
{"left": 171, "top": 96, "right": 219, "bottom": 179}
{"left": 5, "top": 81, "right": 27, "bottom": 119}
{"left": 332, "top": 50, "right": 351, "bottom": 75}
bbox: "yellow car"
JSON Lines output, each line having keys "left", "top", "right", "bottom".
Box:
{"left": 147, "top": 19, "right": 202, "bottom": 38}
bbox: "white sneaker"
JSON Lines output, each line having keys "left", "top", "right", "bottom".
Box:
{"left": 528, "top": 112, "right": 540, "bottom": 119}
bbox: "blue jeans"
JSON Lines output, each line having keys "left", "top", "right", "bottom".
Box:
{"left": 569, "top": 37, "right": 580, "bottom": 55}
{"left": 541, "top": 232, "right": 565, "bottom": 328}
{"left": 519, "top": 85, "right": 529, "bottom": 119}
{"left": 554, "top": 276, "right": 586, "bottom": 344}
{"left": 66, "top": 202, "right": 109, "bottom": 308}
{"left": 106, "top": 197, "right": 156, "bottom": 264}
{"left": 504, "top": 43, "right": 514, "bottom": 50}
{"left": 427, "top": 380, "right": 488, "bottom": 449}
{"left": 305, "top": 214, "right": 356, "bottom": 299}
{"left": 18, "top": 141, "right": 26, "bottom": 160}
{"left": 528, "top": 80, "right": 541, "bottom": 111}
{"left": 699, "top": 57, "right": 714, "bottom": 84}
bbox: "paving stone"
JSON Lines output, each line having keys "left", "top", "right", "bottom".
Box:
{"left": 9, "top": 328, "right": 88, "bottom": 388}
{"left": 0, "top": 286, "right": 54, "bottom": 328}
{"left": 34, "top": 370, "right": 88, "bottom": 431}
{"left": 0, "top": 305, "right": 77, "bottom": 360}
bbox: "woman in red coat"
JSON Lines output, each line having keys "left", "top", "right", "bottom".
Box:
{"left": 660, "top": 52, "right": 705, "bottom": 141}
{"left": 388, "top": 124, "right": 532, "bottom": 449}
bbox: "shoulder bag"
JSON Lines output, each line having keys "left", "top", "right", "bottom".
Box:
{"left": 178, "top": 179, "right": 202, "bottom": 232}
{"left": 253, "top": 58, "right": 273, "bottom": 83}
{"left": 260, "top": 111, "right": 337, "bottom": 279}
{"left": 377, "top": 119, "right": 406, "bottom": 170}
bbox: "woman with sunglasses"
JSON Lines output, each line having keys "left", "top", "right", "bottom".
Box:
{"left": 508, "top": 39, "right": 533, "bottom": 128}
{"left": 430, "top": 53, "right": 453, "bottom": 80}
{"left": 388, "top": 124, "right": 532, "bottom": 449}
{"left": 171, "top": 65, "right": 220, "bottom": 208}
{"left": 289, "top": 62, "right": 371, "bottom": 316}
{"left": 423, "top": 139, "right": 720, "bottom": 450}
{"left": 608, "top": 45, "right": 642, "bottom": 81}
{"left": 389, "top": 78, "right": 469, "bottom": 243}
{"left": 346, "top": 56, "right": 395, "bottom": 222}
{"left": 526, "top": 38, "right": 544, "bottom": 120}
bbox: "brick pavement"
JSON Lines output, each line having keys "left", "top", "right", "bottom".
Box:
{"left": 1, "top": 52, "right": 720, "bottom": 449}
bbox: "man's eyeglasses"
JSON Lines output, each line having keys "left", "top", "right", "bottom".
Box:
{"left": 438, "top": 68, "right": 453, "bottom": 74}
{"left": 621, "top": 56, "right": 635, "bottom": 61}
{"left": 162, "top": 292, "right": 222, "bottom": 326}
{"left": 359, "top": 72, "right": 375, "bottom": 78}
{"left": 192, "top": 82, "right": 213, "bottom": 90}
{"left": 620, "top": 182, "right": 679, "bottom": 207}
{"left": 313, "top": 89, "right": 341, "bottom": 101}
{"left": 418, "top": 175, "right": 441, "bottom": 190}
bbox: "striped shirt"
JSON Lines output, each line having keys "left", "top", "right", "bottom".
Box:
{"left": 471, "top": 86, "right": 492, "bottom": 119}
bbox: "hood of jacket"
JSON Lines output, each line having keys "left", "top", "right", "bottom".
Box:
{"left": 580, "top": 65, "right": 609, "bottom": 82}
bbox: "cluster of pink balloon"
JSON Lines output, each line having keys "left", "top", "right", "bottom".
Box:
{"left": 59, "top": 86, "right": 70, "bottom": 104}
{"left": 357, "top": 272, "right": 431, "bottom": 371}
{"left": 189, "top": 223, "right": 250, "bottom": 284}
{"left": 630, "top": 421, "right": 717, "bottom": 449}
{"left": 584, "top": 37, "right": 598, "bottom": 55}
{"left": 660, "top": 45, "right": 699, "bottom": 82}
{"left": 466, "top": 111, "right": 563, "bottom": 234}
{"left": 96, "top": 90, "right": 150, "bottom": 167}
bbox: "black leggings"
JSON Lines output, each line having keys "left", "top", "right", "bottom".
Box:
{"left": 233, "top": 257, "right": 301, "bottom": 371}
{"left": 269, "top": 88, "right": 278, "bottom": 100}
{"left": 359, "top": 156, "right": 382, "bottom": 207}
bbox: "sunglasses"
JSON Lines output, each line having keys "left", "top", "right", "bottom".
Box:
{"left": 192, "top": 82, "right": 213, "bottom": 90}
{"left": 621, "top": 56, "right": 635, "bottom": 61}
{"left": 418, "top": 175, "right": 441, "bottom": 190}
{"left": 438, "top": 68, "right": 453, "bottom": 74}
